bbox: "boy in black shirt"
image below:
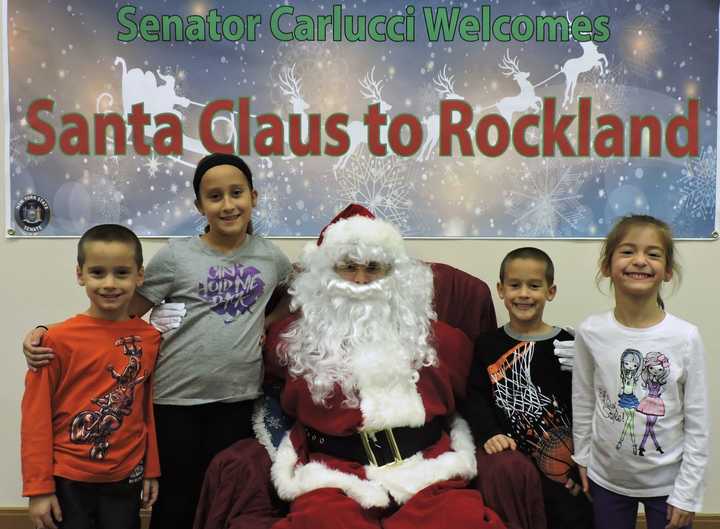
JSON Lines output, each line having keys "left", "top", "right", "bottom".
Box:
{"left": 461, "top": 247, "right": 592, "bottom": 529}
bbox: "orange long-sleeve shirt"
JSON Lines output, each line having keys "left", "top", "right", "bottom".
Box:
{"left": 21, "top": 314, "right": 161, "bottom": 497}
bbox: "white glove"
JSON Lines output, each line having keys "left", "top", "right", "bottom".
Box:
{"left": 553, "top": 326, "right": 576, "bottom": 372}
{"left": 149, "top": 302, "right": 187, "bottom": 333}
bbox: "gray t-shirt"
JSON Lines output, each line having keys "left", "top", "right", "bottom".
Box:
{"left": 137, "top": 235, "right": 292, "bottom": 405}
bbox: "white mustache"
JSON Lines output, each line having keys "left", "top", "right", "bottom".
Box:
{"left": 325, "top": 277, "right": 388, "bottom": 301}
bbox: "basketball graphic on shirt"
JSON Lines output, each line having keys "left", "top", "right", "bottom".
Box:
{"left": 487, "top": 338, "right": 576, "bottom": 484}
{"left": 534, "top": 426, "right": 575, "bottom": 483}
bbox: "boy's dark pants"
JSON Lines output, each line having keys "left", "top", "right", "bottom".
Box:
{"left": 55, "top": 476, "right": 141, "bottom": 529}
{"left": 589, "top": 480, "right": 692, "bottom": 529}
{"left": 541, "top": 474, "right": 593, "bottom": 529}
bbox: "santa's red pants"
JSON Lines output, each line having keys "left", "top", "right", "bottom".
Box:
{"left": 475, "top": 449, "right": 546, "bottom": 529}
{"left": 193, "top": 440, "right": 545, "bottom": 529}
{"left": 271, "top": 479, "right": 506, "bottom": 529}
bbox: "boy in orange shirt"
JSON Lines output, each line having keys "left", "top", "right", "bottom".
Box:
{"left": 21, "top": 224, "right": 161, "bottom": 529}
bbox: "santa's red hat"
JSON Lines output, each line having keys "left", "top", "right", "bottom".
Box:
{"left": 310, "top": 203, "right": 406, "bottom": 262}
{"left": 317, "top": 204, "right": 375, "bottom": 246}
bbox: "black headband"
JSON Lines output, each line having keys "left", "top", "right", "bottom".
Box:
{"left": 193, "top": 153, "right": 253, "bottom": 198}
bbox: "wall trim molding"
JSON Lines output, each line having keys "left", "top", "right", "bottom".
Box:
{"left": 636, "top": 514, "right": 719, "bottom": 529}
{"left": 0, "top": 508, "right": 717, "bottom": 528}
{"left": 0, "top": 508, "right": 151, "bottom": 528}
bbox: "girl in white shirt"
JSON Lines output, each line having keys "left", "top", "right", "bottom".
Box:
{"left": 572, "top": 215, "right": 708, "bottom": 529}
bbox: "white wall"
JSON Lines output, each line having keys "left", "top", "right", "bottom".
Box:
{"left": 1, "top": 16, "right": 718, "bottom": 514}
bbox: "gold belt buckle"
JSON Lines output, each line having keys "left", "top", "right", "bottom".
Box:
{"left": 359, "top": 428, "right": 404, "bottom": 467}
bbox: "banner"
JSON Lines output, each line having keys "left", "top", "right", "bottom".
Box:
{"left": 5, "top": 0, "right": 719, "bottom": 237}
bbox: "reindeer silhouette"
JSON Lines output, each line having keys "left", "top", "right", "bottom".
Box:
{"left": 278, "top": 64, "right": 310, "bottom": 144}
{"left": 194, "top": 65, "right": 308, "bottom": 164}
{"left": 334, "top": 67, "right": 392, "bottom": 171}
{"left": 494, "top": 50, "right": 542, "bottom": 124}
{"left": 260, "top": 64, "right": 311, "bottom": 159}
{"left": 417, "top": 65, "right": 465, "bottom": 162}
{"left": 561, "top": 16, "right": 608, "bottom": 107}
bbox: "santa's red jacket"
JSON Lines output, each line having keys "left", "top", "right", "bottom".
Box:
{"left": 264, "top": 317, "right": 478, "bottom": 509}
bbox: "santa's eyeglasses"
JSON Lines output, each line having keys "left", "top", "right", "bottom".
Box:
{"left": 333, "top": 261, "right": 391, "bottom": 277}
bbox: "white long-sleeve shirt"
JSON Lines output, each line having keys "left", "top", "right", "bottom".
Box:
{"left": 572, "top": 311, "right": 709, "bottom": 512}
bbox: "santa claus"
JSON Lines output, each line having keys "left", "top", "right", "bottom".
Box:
{"left": 263, "top": 204, "right": 505, "bottom": 529}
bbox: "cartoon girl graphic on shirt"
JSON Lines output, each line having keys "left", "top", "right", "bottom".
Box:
{"left": 636, "top": 352, "right": 670, "bottom": 456}
{"left": 617, "top": 348, "right": 643, "bottom": 454}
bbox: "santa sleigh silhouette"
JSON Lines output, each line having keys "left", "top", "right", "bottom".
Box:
{"left": 97, "top": 58, "right": 314, "bottom": 168}
{"left": 94, "top": 57, "right": 239, "bottom": 167}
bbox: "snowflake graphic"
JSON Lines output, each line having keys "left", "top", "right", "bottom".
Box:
{"left": 333, "top": 148, "right": 413, "bottom": 231}
{"left": 144, "top": 154, "right": 162, "bottom": 179}
{"left": 253, "top": 178, "right": 283, "bottom": 236}
{"left": 9, "top": 123, "right": 42, "bottom": 176}
{"left": 504, "top": 160, "right": 590, "bottom": 237}
{"left": 676, "top": 146, "right": 716, "bottom": 221}
{"left": 579, "top": 60, "right": 633, "bottom": 117}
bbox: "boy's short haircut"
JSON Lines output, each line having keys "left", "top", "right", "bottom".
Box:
{"left": 499, "top": 247, "right": 555, "bottom": 285}
{"left": 77, "top": 224, "right": 143, "bottom": 269}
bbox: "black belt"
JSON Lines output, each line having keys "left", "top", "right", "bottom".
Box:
{"left": 304, "top": 416, "right": 445, "bottom": 467}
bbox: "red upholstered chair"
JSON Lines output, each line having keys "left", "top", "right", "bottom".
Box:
{"left": 428, "top": 262, "right": 496, "bottom": 343}
{"left": 193, "top": 263, "right": 543, "bottom": 529}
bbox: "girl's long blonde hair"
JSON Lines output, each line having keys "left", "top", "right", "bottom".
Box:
{"left": 597, "top": 215, "right": 681, "bottom": 309}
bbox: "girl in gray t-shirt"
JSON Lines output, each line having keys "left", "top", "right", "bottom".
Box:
{"left": 134, "top": 154, "right": 292, "bottom": 529}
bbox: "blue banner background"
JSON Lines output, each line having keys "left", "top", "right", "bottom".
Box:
{"left": 5, "top": 0, "right": 719, "bottom": 237}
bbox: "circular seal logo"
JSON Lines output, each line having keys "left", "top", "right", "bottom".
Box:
{"left": 15, "top": 194, "right": 51, "bottom": 233}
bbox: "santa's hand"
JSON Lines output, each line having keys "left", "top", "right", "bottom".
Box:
{"left": 149, "top": 303, "right": 186, "bottom": 333}
{"left": 553, "top": 331, "right": 575, "bottom": 372}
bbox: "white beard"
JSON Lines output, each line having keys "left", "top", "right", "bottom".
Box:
{"left": 349, "top": 340, "right": 427, "bottom": 429}
{"left": 278, "top": 257, "right": 437, "bottom": 416}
